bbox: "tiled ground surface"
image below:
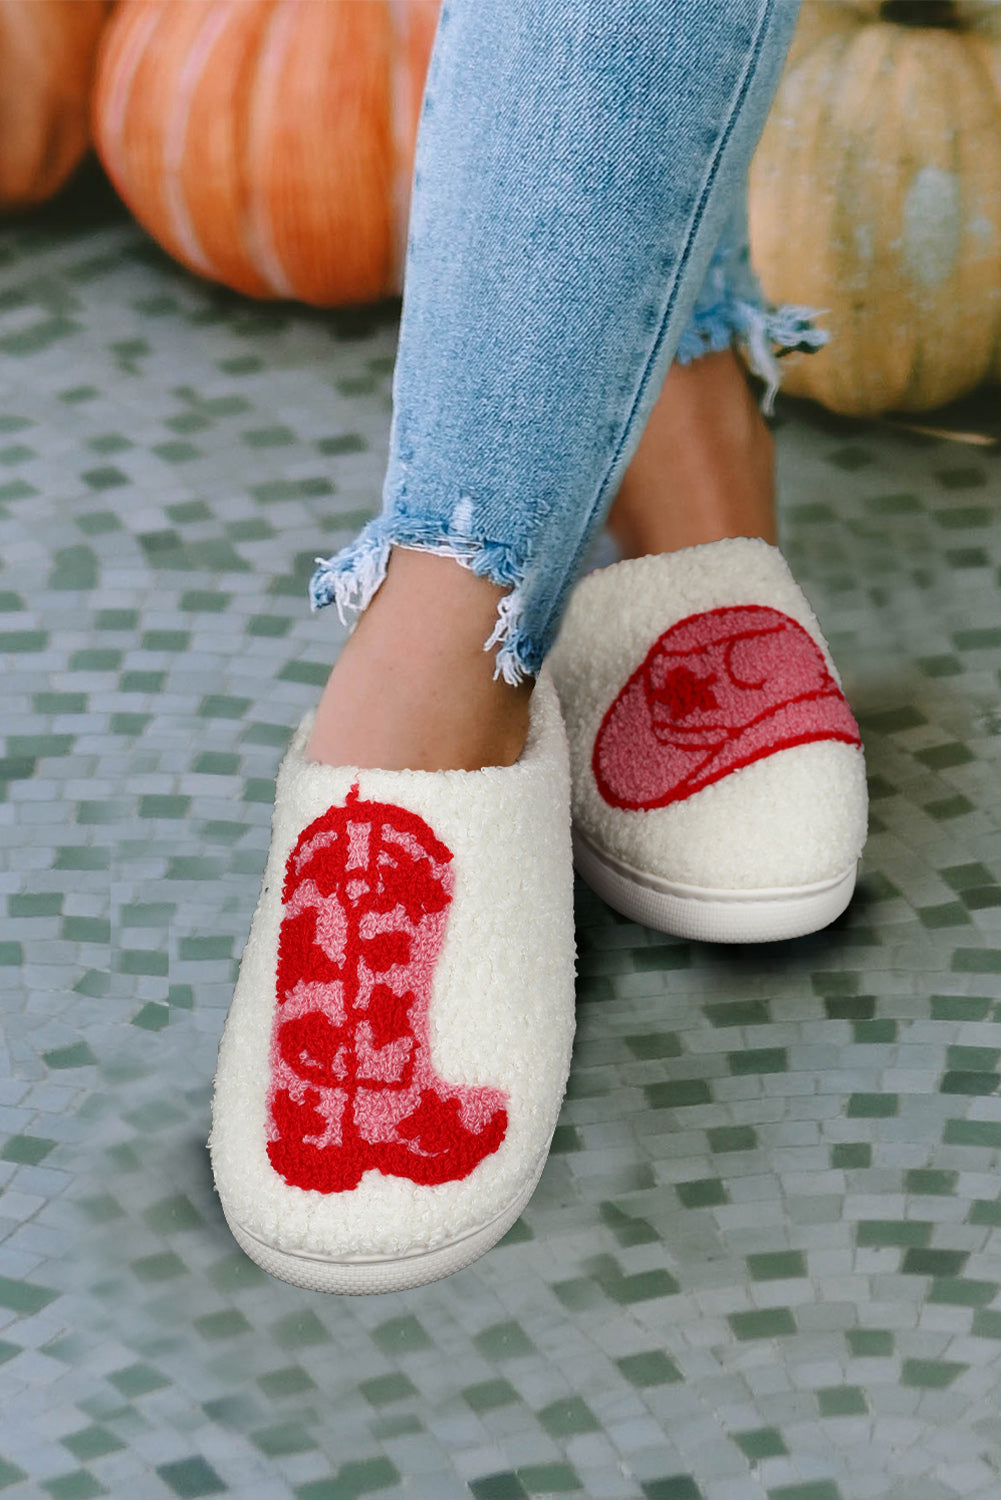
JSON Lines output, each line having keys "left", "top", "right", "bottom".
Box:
{"left": 3, "top": 172, "right": 1001, "bottom": 1500}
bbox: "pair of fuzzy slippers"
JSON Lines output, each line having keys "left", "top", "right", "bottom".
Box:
{"left": 209, "top": 538, "right": 867, "bottom": 1294}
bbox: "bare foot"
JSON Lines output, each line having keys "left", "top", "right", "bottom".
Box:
{"left": 607, "top": 347, "right": 776, "bottom": 559}
{"left": 306, "top": 548, "right": 533, "bottom": 772}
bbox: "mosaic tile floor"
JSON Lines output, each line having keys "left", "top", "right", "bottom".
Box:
{"left": 3, "top": 170, "right": 1001, "bottom": 1500}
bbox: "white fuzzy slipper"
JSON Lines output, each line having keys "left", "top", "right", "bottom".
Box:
{"left": 209, "top": 668, "right": 575, "bottom": 1294}
{"left": 547, "top": 538, "right": 867, "bottom": 943}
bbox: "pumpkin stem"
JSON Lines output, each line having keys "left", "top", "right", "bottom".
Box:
{"left": 879, "top": 0, "right": 958, "bottom": 27}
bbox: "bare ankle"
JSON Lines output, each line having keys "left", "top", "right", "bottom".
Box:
{"left": 306, "top": 549, "right": 533, "bottom": 773}
{"left": 607, "top": 347, "right": 777, "bottom": 559}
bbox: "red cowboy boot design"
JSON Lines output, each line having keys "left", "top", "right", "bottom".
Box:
{"left": 594, "top": 605, "right": 862, "bottom": 812}
{"left": 266, "top": 788, "right": 508, "bottom": 1192}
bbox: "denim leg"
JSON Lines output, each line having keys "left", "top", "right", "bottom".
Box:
{"left": 673, "top": 181, "right": 828, "bottom": 416}
{"left": 312, "top": 0, "right": 802, "bottom": 683}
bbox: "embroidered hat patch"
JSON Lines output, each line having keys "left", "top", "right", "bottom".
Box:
{"left": 267, "top": 789, "right": 508, "bottom": 1193}
{"left": 594, "top": 605, "right": 861, "bottom": 811}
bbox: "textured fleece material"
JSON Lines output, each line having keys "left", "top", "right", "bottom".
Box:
{"left": 547, "top": 538, "right": 868, "bottom": 891}
{"left": 209, "top": 668, "right": 575, "bottom": 1260}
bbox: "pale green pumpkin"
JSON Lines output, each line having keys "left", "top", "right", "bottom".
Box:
{"left": 749, "top": 0, "right": 1001, "bottom": 414}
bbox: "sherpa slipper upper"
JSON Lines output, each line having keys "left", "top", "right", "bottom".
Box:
{"left": 209, "top": 667, "right": 575, "bottom": 1294}
{"left": 547, "top": 538, "right": 868, "bottom": 942}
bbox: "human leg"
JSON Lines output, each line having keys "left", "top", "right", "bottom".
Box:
{"left": 308, "top": 0, "right": 804, "bottom": 775}
{"left": 605, "top": 184, "right": 828, "bottom": 559}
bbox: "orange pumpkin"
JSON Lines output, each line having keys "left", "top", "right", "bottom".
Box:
{"left": 0, "top": 0, "right": 108, "bottom": 210}
{"left": 92, "top": 0, "right": 440, "bottom": 306}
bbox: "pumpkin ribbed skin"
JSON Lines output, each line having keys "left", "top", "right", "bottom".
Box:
{"left": 750, "top": 2, "right": 1001, "bottom": 414}
{"left": 92, "top": 0, "right": 439, "bottom": 305}
{"left": 0, "top": 0, "right": 108, "bottom": 210}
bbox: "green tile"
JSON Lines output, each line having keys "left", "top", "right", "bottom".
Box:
{"left": 178, "top": 936, "right": 231, "bottom": 961}
{"left": 43, "top": 1043, "right": 98, "bottom": 1070}
{"left": 242, "top": 720, "right": 290, "bottom": 746}
{"left": 846, "top": 1093, "right": 898, "bottom": 1117}
{"left": 861, "top": 706, "right": 926, "bottom": 734}
{"left": 69, "top": 648, "right": 121, "bottom": 671}
{"left": 246, "top": 613, "right": 292, "bottom": 637}
{"left": 852, "top": 1019, "right": 896, "bottom": 1043}
{"left": 845, "top": 1328, "right": 892, "bottom": 1357}
{"left": 588, "top": 1254, "right": 679, "bottom": 1304}
{"left": 930, "top": 995, "right": 992, "bottom": 1021}
{"left": 468, "top": 1477, "right": 527, "bottom": 1500}
{"left": 952, "top": 949, "right": 1001, "bottom": 975}
{"left": 550, "top": 1277, "right": 604, "bottom": 1312}
{"left": 728, "top": 1308, "right": 797, "bottom": 1340}
{"left": 180, "top": 589, "right": 230, "bottom": 613}
{"left": 194, "top": 1310, "right": 251, "bottom": 1341}
{"left": 120, "top": 671, "right": 165, "bottom": 694}
{"left": 599, "top": 1201, "right": 658, "bottom": 1246}
{"left": 0, "top": 1459, "right": 25, "bottom": 1489}
{"left": 473, "top": 1321, "right": 535, "bottom": 1360}
{"left": 942, "top": 862, "right": 996, "bottom": 891}
{"left": 767, "top": 1486, "right": 841, "bottom": 1500}
{"left": 271, "top": 1310, "right": 331, "bottom": 1349}
{"left": 856, "top": 1220, "right": 932, "bottom": 1248}
{"left": 943, "top": 1119, "right": 1001, "bottom": 1147}
{"left": 707, "top": 1125, "right": 757, "bottom": 1153}
{"left": 970, "top": 1199, "right": 1001, "bottom": 1226}
{"left": 728, "top": 1047, "right": 787, "bottom": 1075}
{"left": 904, "top": 1169, "right": 956, "bottom": 1195}
{"left": 277, "top": 660, "right": 329, "bottom": 686}
{"left": 9, "top": 893, "right": 61, "bottom": 917}
{"left": 131, "top": 1251, "right": 186, "bottom": 1282}
{"left": 928, "top": 791, "right": 976, "bottom": 817}
{"left": 972, "top": 1310, "right": 1001, "bottom": 1340}
{"left": 537, "top": 1396, "right": 599, "bottom": 1437}
{"left": 640, "top": 1478, "right": 701, "bottom": 1500}
{"left": 155, "top": 1457, "right": 226, "bottom": 1497}
{"left": 632, "top": 943, "right": 691, "bottom": 972}
{"left": 251, "top": 1422, "right": 317, "bottom": 1457}
{"left": 61, "top": 917, "right": 110, "bottom": 944}
{"left": 703, "top": 999, "right": 770, "bottom": 1027}
{"left": 0, "top": 629, "right": 47, "bottom": 652}
{"left": 900, "top": 1358, "right": 966, "bottom": 1388}
{"left": 624, "top": 1031, "right": 682, "bottom": 1058}
{"left": 817, "top": 1385, "right": 866, "bottom": 1416}
{"left": 940, "top": 1070, "right": 999, "bottom": 1095}
{"left": 644, "top": 1079, "right": 711, "bottom": 1109}
{"left": 132, "top": 1003, "right": 170, "bottom": 1032}
{"left": 918, "top": 902, "right": 971, "bottom": 929}
{"left": 81, "top": 465, "right": 128, "bottom": 490}
{"left": 0, "top": 941, "right": 24, "bottom": 965}
{"left": 242, "top": 424, "right": 296, "bottom": 447}
{"left": 0, "top": 1274, "right": 58, "bottom": 1314}
{"left": 257, "top": 1366, "right": 316, "bottom": 1399}
{"left": 929, "top": 1277, "right": 998, "bottom": 1306}
{"left": 517, "top": 1464, "right": 581, "bottom": 1494}
{"left": 117, "top": 949, "right": 168, "bottom": 977}
{"left": 0, "top": 591, "right": 24, "bottom": 611}
{"left": 2, "top": 1134, "right": 56, "bottom": 1164}
{"left": 43, "top": 1472, "right": 104, "bottom": 1500}
{"left": 296, "top": 1457, "right": 398, "bottom": 1499}
{"left": 462, "top": 1378, "right": 520, "bottom": 1412}
{"left": 317, "top": 433, "right": 366, "bottom": 454}
{"left": 50, "top": 545, "right": 98, "bottom": 590}
{"left": 143, "top": 1194, "right": 203, "bottom": 1234}
{"left": 62, "top": 1427, "right": 125, "bottom": 1462}
{"left": 199, "top": 694, "right": 251, "bottom": 720}
{"left": 676, "top": 1178, "right": 727, "bottom": 1208}
{"left": 77, "top": 510, "right": 121, "bottom": 535}
{"left": 747, "top": 1251, "right": 806, "bottom": 1280}
{"left": 733, "top": 1427, "right": 787, "bottom": 1459}
{"left": 142, "top": 629, "right": 189, "bottom": 651}
{"left": 359, "top": 1373, "right": 418, "bottom": 1406}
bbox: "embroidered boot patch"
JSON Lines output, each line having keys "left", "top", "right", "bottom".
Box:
{"left": 267, "top": 789, "right": 508, "bottom": 1192}
{"left": 594, "top": 605, "right": 861, "bottom": 811}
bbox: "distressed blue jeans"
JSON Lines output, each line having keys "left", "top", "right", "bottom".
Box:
{"left": 312, "top": 0, "right": 822, "bottom": 684}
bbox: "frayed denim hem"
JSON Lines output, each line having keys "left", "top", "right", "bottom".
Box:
{"left": 676, "top": 297, "right": 829, "bottom": 416}
{"left": 309, "top": 510, "right": 540, "bottom": 687}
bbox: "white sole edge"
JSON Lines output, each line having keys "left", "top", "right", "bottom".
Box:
{"left": 221, "top": 1151, "right": 549, "bottom": 1296}
{"left": 573, "top": 827, "right": 857, "bottom": 943}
